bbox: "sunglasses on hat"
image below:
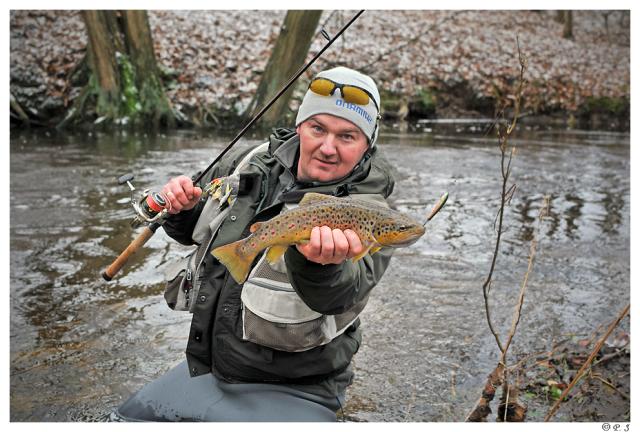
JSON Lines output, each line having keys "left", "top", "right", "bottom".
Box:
{"left": 309, "top": 78, "right": 380, "bottom": 111}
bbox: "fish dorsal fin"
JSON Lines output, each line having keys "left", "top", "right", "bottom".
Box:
{"left": 299, "top": 192, "right": 339, "bottom": 206}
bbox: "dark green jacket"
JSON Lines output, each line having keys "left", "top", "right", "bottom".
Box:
{"left": 163, "top": 128, "right": 395, "bottom": 398}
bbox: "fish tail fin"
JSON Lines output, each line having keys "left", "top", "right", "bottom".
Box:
{"left": 211, "top": 239, "right": 258, "bottom": 284}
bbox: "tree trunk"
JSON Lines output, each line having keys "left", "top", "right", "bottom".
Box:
{"left": 602, "top": 11, "right": 611, "bottom": 32}
{"left": 554, "top": 10, "right": 564, "bottom": 23}
{"left": 60, "top": 10, "right": 175, "bottom": 128}
{"left": 244, "top": 10, "right": 322, "bottom": 126}
{"left": 82, "top": 10, "right": 121, "bottom": 119}
{"left": 562, "top": 11, "right": 573, "bottom": 39}
{"left": 121, "top": 11, "right": 174, "bottom": 127}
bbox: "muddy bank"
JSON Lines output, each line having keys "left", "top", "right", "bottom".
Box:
{"left": 10, "top": 10, "right": 630, "bottom": 130}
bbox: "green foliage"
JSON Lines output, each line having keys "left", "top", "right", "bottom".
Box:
{"left": 116, "top": 52, "right": 142, "bottom": 117}
{"left": 582, "top": 96, "right": 629, "bottom": 116}
{"left": 549, "top": 385, "right": 564, "bottom": 400}
{"left": 408, "top": 87, "right": 437, "bottom": 118}
{"left": 379, "top": 87, "right": 438, "bottom": 119}
{"left": 379, "top": 89, "right": 403, "bottom": 113}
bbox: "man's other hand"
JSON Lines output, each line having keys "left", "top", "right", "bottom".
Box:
{"left": 161, "top": 175, "right": 202, "bottom": 214}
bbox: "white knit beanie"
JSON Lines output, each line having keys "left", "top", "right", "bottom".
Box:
{"left": 296, "top": 66, "right": 380, "bottom": 146}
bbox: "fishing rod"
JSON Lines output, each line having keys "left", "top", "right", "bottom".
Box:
{"left": 102, "top": 10, "right": 366, "bottom": 281}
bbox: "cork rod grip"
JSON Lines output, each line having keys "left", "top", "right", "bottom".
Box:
{"left": 102, "top": 225, "right": 156, "bottom": 281}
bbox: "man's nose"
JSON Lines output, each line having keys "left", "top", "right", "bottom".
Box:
{"left": 319, "top": 134, "right": 338, "bottom": 156}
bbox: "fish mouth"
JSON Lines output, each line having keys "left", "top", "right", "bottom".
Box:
{"left": 389, "top": 237, "right": 421, "bottom": 247}
{"left": 379, "top": 234, "right": 422, "bottom": 248}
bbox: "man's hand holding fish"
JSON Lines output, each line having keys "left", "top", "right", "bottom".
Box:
{"left": 296, "top": 226, "right": 365, "bottom": 265}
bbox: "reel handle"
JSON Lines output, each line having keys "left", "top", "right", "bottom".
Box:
{"left": 102, "top": 223, "right": 160, "bottom": 281}
{"left": 117, "top": 173, "right": 134, "bottom": 185}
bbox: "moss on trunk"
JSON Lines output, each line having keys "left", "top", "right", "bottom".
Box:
{"left": 59, "top": 10, "right": 175, "bottom": 129}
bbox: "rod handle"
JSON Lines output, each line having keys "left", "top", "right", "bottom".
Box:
{"left": 102, "top": 224, "right": 158, "bottom": 281}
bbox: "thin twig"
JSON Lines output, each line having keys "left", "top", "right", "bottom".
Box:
{"left": 544, "top": 303, "right": 630, "bottom": 421}
{"left": 10, "top": 92, "right": 30, "bottom": 123}
{"left": 450, "top": 369, "right": 457, "bottom": 399}
{"left": 589, "top": 374, "right": 629, "bottom": 400}
{"left": 592, "top": 345, "right": 629, "bottom": 368}
{"left": 502, "top": 378, "right": 510, "bottom": 422}
{"left": 501, "top": 242, "right": 536, "bottom": 360}
{"left": 501, "top": 196, "right": 548, "bottom": 359}
{"left": 466, "top": 40, "right": 531, "bottom": 423}
{"left": 481, "top": 137, "right": 509, "bottom": 352}
{"left": 480, "top": 39, "right": 528, "bottom": 357}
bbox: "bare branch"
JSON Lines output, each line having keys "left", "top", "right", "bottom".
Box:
{"left": 481, "top": 35, "right": 530, "bottom": 358}
{"left": 504, "top": 184, "right": 517, "bottom": 206}
{"left": 500, "top": 196, "right": 549, "bottom": 359}
{"left": 467, "top": 37, "right": 533, "bottom": 423}
{"left": 506, "top": 35, "right": 527, "bottom": 135}
{"left": 465, "top": 362, "right": 506, "bottom": 421}
{"left": 544, "top": 303, "right": 630, "bottom": 421}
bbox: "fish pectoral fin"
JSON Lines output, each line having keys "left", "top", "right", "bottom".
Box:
{"left": 351, "top": 243, "right": 374, "bottom": 262}
{"left": 370, "top": 245, "right": 382, "bottom": 255}
{"left": 298, "top": 192, "right": 339, "bottom": 206}
{"left": 250, "top": 222, "right": 264, "bottom": 233}
{"left": 265, "top": 245, "right": 288, "bottom": 264}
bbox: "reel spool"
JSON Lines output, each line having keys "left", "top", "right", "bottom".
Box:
{"left": 118, "top": 173, "right": 169, "bottom": 227}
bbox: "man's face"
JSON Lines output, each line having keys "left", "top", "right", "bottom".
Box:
{"left": 296, "top": 114, "right": 369, "bottom": 183}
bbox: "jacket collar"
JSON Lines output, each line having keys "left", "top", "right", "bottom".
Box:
{"left": 271, "top": 132, "right": 300, "bottom": 174}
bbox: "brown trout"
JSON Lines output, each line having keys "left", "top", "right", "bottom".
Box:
{"left": 211, "top": 192, "right": 426, "bottom": 284}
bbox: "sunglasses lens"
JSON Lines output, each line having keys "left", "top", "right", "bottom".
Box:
{"left": 309, "top": 78, "right": 335, "bottom": 96}
{"left": 342, "top": 86, "right": 371, "bottom": 106}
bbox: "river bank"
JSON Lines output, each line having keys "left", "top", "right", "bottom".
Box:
{"left": 10, "top": 10, "right": 630, "bottom": 131}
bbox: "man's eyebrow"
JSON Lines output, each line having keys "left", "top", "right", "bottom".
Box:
{"left": 308, "top": 118, "right": 361, "bottom": 135}
{"left": 308, "top": 118, "right": 326, "bottom": 128}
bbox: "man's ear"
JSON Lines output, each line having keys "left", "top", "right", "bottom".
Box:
{"left": 295, "top": 124, "right": 301, "bottom": 134}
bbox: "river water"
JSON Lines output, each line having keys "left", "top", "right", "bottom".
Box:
{"left": 9, "top": 125, "right": 630, "bottom": 421}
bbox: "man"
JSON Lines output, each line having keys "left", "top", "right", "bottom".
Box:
{"left": 116, "top": 66, "right": 395, "bottom": 421}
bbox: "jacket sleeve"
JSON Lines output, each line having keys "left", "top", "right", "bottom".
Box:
{"left": 284, "top": 245, "right": 394, "bottom": 315}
